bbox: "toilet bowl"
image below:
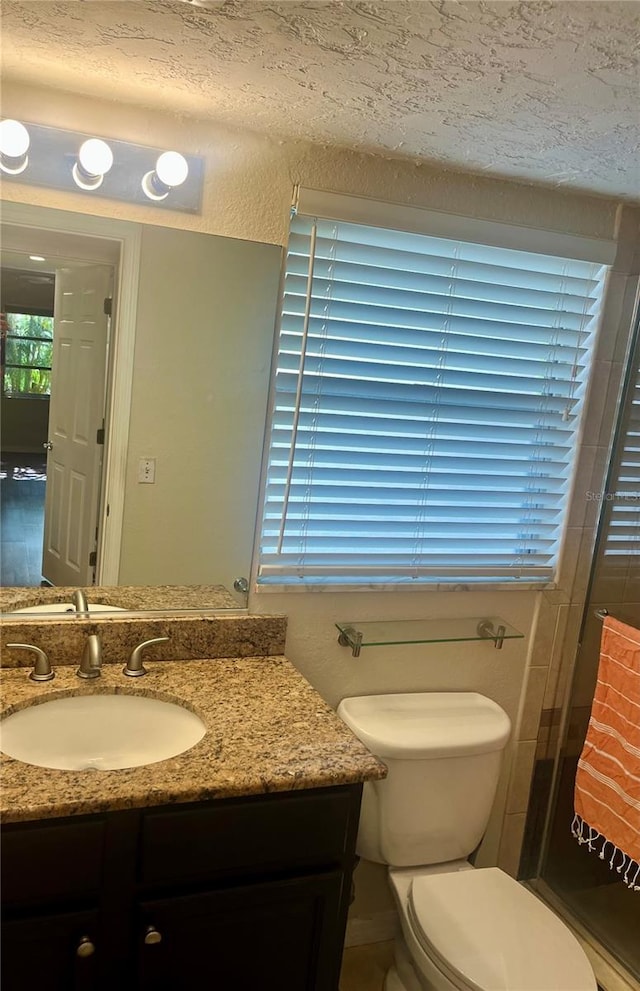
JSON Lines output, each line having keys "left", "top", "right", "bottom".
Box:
{"left": 338, "top": 693, "right": 597, "bottom": 991}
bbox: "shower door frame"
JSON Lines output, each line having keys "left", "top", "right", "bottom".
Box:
{"left": 528, "top": 297, "right": 640, "bottom": 987}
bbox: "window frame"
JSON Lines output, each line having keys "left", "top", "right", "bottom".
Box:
{"left": 2, "top": 306, "right": 55, "bottom": 400}
{"left": 597, "top": 316, "right": 640, "bottom": 567}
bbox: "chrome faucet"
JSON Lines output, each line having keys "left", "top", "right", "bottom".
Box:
{"left": 71, "top": 589, "right": 89, "bottom": 615}
{"left": 77, "top": 633, "right": 102, "bottom": 679}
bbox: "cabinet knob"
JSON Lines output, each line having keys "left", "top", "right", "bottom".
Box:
{"left": 144, "top": 926, "right": 162, "bottom": 945}
{"left": 76, "top": 936, "right": 96, "bottom": 958}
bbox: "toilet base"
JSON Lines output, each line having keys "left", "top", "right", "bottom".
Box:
{"left": 384, "top": 933, "right": 450, "bottom": 991}
{"left": 387, "top": 863, "right": 473, "bottom": 991}
{"left": 384, "top": 964, "right": 409, "bottom": 991}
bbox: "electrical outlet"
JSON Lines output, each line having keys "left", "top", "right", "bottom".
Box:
{"left": 138, "top": 458, "right": 156, "bottom": 483}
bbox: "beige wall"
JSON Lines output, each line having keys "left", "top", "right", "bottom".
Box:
{"left": 2, "top": 82, "right": 638, "bottom": 934}
{"left": 119, "top": 224, "right": 281, "bottom": 587}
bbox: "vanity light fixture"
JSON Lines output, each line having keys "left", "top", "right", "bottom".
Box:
{"left": 0, "top": 118, "right": 30, "bottom": 175}
{"left": 142, "top": 151, "right": 189, "bottom": 200}
{"left": 0, "top": 119, "right": 204, "bottom": 214}
{"left": 29, "top": 255, "right": 46, "bottom": 262}
{"left": 72, "top": 137, "right": 114, "bottom": 190}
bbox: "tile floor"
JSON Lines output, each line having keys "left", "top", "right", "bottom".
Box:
{"left": 340, "top": 941, "right": 395, "bottom": 991}
{"left": 0, "top": 453, "right": 46, "bottom": 586}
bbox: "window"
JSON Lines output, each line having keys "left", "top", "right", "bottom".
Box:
{"left": 2, "top": 311, "right": 54, "bottom": 397}
{"left": 257, "top": 194, "right": 610, "bottom": 588}
{"left": 601, "top": 325, "right": 640, "bottom": 563}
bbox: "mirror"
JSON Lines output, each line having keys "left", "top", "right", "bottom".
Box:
{"left": 0, "top": 584, "right": 244, "bottom": 617}
{"left": 0, "top": 206, "right": 283, "bottom": 616}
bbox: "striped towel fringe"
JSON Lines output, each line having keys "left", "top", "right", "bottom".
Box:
{"left": 572, "top": 616, "right": 640, "bottom": 892}
{"left": 571, "top": 813, "right": 640, "bottom": 890}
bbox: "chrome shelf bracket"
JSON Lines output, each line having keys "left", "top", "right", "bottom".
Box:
{"left": 337, "top": 626, "right": 364, "bottom": 658}
{"left": 476, "top": 619, "right": 506, "bottom": 649}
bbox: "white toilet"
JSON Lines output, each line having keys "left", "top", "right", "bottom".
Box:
{"left": 338, "top": 692, "right": 597, "bottom": 991}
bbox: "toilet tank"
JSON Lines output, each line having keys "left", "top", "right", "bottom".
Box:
{"left": 338, "top": 693, "right": 511, "bottom": 867}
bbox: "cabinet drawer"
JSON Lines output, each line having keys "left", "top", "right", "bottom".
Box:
{"left": 1, "top": 818, "right": 105, "bottom": 909}
{"left": 139, "top": 786, "right": 359, "bottom": 887}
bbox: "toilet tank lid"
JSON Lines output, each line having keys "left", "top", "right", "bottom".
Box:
{"left": 337, "top": 693, "right": 511, "bottom": 759}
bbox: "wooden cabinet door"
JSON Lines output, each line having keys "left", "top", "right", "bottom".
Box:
{"left": 2, "top": 909, "right": 101, "bottom": 991}
{"left": 136, "top": 871, "right": 345, "bottom": 991}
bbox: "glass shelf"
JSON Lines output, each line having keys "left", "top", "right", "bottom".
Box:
{"left": 335, "top": 616, "right": 524, "bottom": 657}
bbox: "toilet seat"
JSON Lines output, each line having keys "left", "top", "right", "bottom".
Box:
{"left": 407, "top": 867, "right": 597, "bottom": 991}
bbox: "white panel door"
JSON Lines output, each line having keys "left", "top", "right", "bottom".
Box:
{"left": 42, "top": 265, "right": 112, "bottom": 587}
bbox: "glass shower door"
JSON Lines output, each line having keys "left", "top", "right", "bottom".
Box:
{"left": 535, "top": 319, "right": 640, "bottom": 979}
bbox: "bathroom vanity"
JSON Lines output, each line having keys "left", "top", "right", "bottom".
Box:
{"left": 1, "top": 651, "right": 386, "bottom": 991}
{"left": 3, "top": 787, "right": 362, "bottom": 990}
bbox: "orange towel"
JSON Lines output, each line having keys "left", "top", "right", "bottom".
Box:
{"left": 572, "top": 615, "right": 640, "bottom": 891}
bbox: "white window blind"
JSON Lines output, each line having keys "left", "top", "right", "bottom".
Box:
{"left": 602, "top": 337, "right": 640, "bottom": 562}
{"left": 257, "top": 212, "right": 608, "bottom": 587}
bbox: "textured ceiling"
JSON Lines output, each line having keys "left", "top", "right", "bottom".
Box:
{"left": 1, "top": 0, "right": 639, "bottom": 200}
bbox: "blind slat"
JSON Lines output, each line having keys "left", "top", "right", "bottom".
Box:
{"left": 602, "top": 367, "right": 640, "bottom": 561}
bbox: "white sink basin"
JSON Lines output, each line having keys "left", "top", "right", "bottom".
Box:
{"left": 12, "top": 603, "right": 127, "bottom": 614}
{"left": 0, "top": 694, "right": 206, "bottom": 771}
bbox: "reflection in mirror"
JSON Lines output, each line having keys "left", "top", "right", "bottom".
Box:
{"left": 0, "top": 206, "right": 283, "bottom": 613}
{"left": 0, "top": 583, "right": 243, "bottom": 618}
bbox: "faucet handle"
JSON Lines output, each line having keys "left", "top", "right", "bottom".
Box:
{"left": 123, "top": 637, "right": 169, "bottom": 678}
{"left": 7, "top": 643, "right": 55, "bottom": 682}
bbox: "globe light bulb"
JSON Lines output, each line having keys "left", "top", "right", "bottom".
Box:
{"left": 155, "top": 151, "right": 189, "bottom": 188}
{"left": 0, "top": 119, "right": 30, "bottom": 174}
{"left": 73, "top": 138, "right": 114, "bottom": 190}
{"left": 0, "top": 119, "right": 30, "bottom": 157}
{"left": 142, "top": 150, "right": 189, "bottom": 200}
{"left": 78, "top": 138, "right": 114, "bottom": 177}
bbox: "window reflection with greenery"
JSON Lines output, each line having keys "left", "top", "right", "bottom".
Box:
{"left": 2, "top": 313, "right": 53, "bottom": 397}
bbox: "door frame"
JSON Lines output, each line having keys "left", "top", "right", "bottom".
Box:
{"left": 1, "top": 201, "right": 142, "bottom": 584}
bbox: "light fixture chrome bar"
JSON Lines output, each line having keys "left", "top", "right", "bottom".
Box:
{"left": 0, "top": 120, "right": 204, "bottom": 214}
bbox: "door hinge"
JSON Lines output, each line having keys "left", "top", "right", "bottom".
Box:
{"left": 96, "top": 426, "right": 105, "bottom": 445}
{"left": 103, "top": 296, "right": 113, "bottom": 316}
{"left": 89, "top": 551, "right": 97, "bottom": 567}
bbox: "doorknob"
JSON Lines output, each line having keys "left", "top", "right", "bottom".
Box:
{"left": 43, "top": 441, "right": 53, "bottom": 450}
{"left": 144, "top": 925, "right": 162, "bottom": 945}
{"left": 76, "top": 936, "right": 96, "bottom": 958}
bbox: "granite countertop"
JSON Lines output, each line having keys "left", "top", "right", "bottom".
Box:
{"left": 0, "top": 584, "right": 240, "bottom": 614}
{"left": 1, "top": 656, "right": 386, "bottom": 824}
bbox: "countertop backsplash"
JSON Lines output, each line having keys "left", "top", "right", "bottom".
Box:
{"left": 0, "top": 612, "right": 287, "bottom": 667}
